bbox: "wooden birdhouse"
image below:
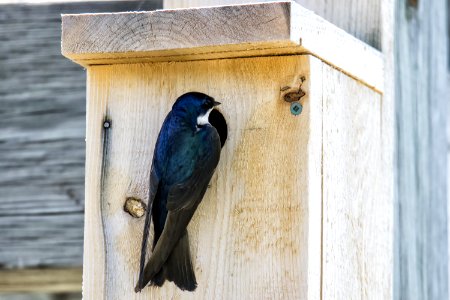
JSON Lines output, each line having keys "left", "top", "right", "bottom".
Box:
{"left": 62, "top": 1, "right": 391, "bottom": 299}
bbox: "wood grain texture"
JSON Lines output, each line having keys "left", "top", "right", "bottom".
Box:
{"left": 380, "top": 0, "right": 395, "bottom": 299}
{"left": 394, "top": 0, "right": 449, "bottom": 299}
{"left": 321, "top": 63, "right": 389, "bottom": 299}
{"left": 0, "top": 268, "right": 82, "bottom": 293}
{"left": 84, "top": 55, "right": 322, "bottom": 299}
{"left": 163, "top": 0, "right": 381, "bottom": 49}
{"left": 448, "top": 73, "right": 450, "bottom": 299}
{"left": 0, "top": 0, "right": 161, "bottom": 270}
{"left": 61, "top": 1, "right": 384, "bottom": 92}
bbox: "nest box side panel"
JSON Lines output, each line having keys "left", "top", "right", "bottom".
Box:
{"left": 321, "top": 63, "right": 389, "bottom": 298}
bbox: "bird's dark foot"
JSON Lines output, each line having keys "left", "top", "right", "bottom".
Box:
{"left": 134, "top": 284, "right": 142, "bottom": 293}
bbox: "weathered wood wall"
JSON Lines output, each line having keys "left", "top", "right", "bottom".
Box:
{"left": 0, "top": 268, "right": 81, "bottom": 293}
{"left": 394, "top": 0, "right": 449, "bottom": 299}
{"left": 0, "top": 0, "right": 162, "bottom": 270}
{"left": 448, "top": 72, "right": 450, "bottom": 300}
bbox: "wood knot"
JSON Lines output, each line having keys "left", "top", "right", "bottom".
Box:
{"left": 281, "top": 76, "right": 306, "bottom": 103}
{"left": 283, "top": 90, "right": 306, "bottom": 103}
{"left": 124, "top": 197, "right": 146, "bottom": 218}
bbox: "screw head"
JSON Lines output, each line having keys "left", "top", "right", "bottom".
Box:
{"left": 103, "top": 121, "right": 111, "bottom": 128}
{"left": 290, "top": 102, "right": 303, "bottom": 116}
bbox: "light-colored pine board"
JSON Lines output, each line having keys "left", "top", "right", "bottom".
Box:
{"left": 0, "top": 0, "right": 161, "bottom": 271}
{"left": 61, "top": 1, "right": 383, "bottom": 92}
{"left": 163, "top": 0, "right": 381, "bottom": 49}
{"left": 0, "top": 268, "right": 82, "bottom": 293}
{"left": 394, "top": 0, "right": 449, "bottom": 299}
{"left": 84, "top": 55, "right": 322, "bottom": 299}
{"left": 380, "top": 0, "right": 395, "bottom": 299}
{"left": 321, "top": 63, "right": 389, "bottom": 299}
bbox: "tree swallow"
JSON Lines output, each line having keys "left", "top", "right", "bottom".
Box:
{"left": 135, "top": 92, "right": 222, "bottom": 292}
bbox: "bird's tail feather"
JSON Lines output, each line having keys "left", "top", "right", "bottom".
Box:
{"left": 149, "top": 231, "right": 197, "bottom": 291}
{"left": 151, "top": 269, "right": 165, "bottom": 287}
{"left": 164, "top": 231, "right": 197, "bottom": 291}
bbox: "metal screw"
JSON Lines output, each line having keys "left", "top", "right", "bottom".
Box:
{"left": 103, "top": 121, "right": 111, "bottom": 128}
{"left": 290, "top": 102, "right": 303, "bottom": 116}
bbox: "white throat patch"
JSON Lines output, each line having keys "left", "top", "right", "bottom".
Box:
{"left": 197, "top": 108, "right": 213, "bottom": 126}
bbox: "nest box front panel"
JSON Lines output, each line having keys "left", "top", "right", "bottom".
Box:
{"left": 84, "top": 55, "right": 322, "bottom": 299}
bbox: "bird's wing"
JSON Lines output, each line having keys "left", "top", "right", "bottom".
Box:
{"left": 137, "top": 126, "right": 221, "bottom": 291}
{"left": 166, "top": 129, "right": 221, "bottom": 212}
{"left": 138, "top": 142, "right": 220, "bottom": 290}
{"left": 137, "top": 166, "right": 160, "bottom": 290}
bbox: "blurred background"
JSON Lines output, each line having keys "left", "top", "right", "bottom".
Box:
{"left": 0, "top": 0, "right": 448, "bottom": 299}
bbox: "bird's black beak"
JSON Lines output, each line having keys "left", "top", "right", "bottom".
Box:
{"left": 213, "top": 101, "right": 221, "bottom": 107}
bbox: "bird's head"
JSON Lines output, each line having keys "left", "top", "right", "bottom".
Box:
{"left": 172, "top": 92, "right": 221, "bottom": 127}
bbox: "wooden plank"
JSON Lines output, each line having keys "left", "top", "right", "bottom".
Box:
{"left": 394, "top": 0, "right": 449, "bottom": 299}
{"left": 84, "top": 55, "right": 322, "bottom": 299}
{"left": 321, "top": 62, "right": 389, "bottom": 299}
{"left": 0, "top": 268, "right": 82, "bottom": 293}
{"left": 61, "top": 1, "right": 384, "bottom": 92}
{"left": 306, "top": 55, "right": 324, "bottom": 300}
{"left": 380, "top": 0, "right": 395, "bottom": 299}
{"left": 0, "top": 0, "right": 162, "bottom": 270}
{"left": 163, "top": 0, "right": 381, "bottom": 49}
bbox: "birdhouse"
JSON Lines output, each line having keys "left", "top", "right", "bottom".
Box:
{"left": 62, "top": 1, "right": 391, "bottom": 299}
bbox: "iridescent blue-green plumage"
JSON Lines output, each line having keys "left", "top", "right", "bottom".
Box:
{"left": 136, "top": 92, "right": 222, "bottom": 292}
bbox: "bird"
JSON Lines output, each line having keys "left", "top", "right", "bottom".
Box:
{"left": 135, "top": 92, "right": 223, "bottom": 292}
